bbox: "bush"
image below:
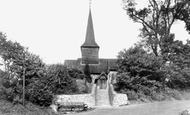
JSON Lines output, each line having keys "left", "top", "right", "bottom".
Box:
{"left": 0, "top": 33, "right": 87, "bottom": 107}
{"left": 1, "top": 63, "right": 84, "bottom": 107}
{"left": 126, "top": 90, "right": 139, "bottom": 100}
{"left": 165, "top": 89, "right": 182, "bottom": 100}
{"left": 115, "top": 45, "right": 187, "bottom": 102}
{"left": 28, "top": 78, "right": 53, "bottom": 107}
{"left": 27, "top": 64, "right": 81, "bottom": 106}
{"left": 45, "top": 64, "right": 80, "bottom": 95}
{"left": 150, "top": 91, "right": 166, "bottom": 101}
{"left": 179, "top": 110, "right": 190, "bottom": 115}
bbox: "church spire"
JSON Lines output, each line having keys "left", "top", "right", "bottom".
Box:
{"left": 81, "top": 1, "right": 99, "bottom": 48}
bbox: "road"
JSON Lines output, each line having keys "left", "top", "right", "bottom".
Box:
{"left": 71, "top": 100, "right": 190, "bottom": 115}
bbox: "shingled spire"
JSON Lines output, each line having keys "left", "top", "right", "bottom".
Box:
{"left": 81, "top": 3, "right": 99, "bottom": 64}
{"left": 81, "top": 6, "right": 99, "bottom": 48}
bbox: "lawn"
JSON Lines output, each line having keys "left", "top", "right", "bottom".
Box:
{"left": 0, "top": 100, "right": 56, "bottom": 115}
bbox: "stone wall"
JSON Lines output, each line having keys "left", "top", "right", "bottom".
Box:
{"left": 112, "top": 93, "right": 128, "bottom": 107}
{"left": 51, "top": 74, "right": 128, "bottom": 112}
{"left": 55, "top": 94, "right": 95, "bottom": 107}
{"left": 51, "top": 84, "right": 97, "bottom": 112}
{"left": 109, "top": 83, "right": 128, "bottom": 107}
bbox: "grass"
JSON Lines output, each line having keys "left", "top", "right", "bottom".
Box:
{"left": 0, "top": 99, "right": 96, "bottom": 115}
{"left": 0, "top": 100, "right": 58, "bottom": 115}
{"left": 180, "top": 90, "right": 190, "bottom": 100}
{"left": 124, "top": 88, "right": 190, "bottom": 105}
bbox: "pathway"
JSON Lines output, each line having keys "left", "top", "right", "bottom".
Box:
{"left": 96, "top": 89, "right": 110, "bottom": 106}
{"left": 71, "top": 100, "right": 190, "bottom": 115}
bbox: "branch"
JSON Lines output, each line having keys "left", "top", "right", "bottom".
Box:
{"left": 142, "top": 23, "right": 152, "bottom": 36}
{"left": 149, "top": 0, "right": 154, "bottom": 8}
{"left": 131, "top": 12, "right": 155, "bottom": 31}
{"left": 152, "top": 0, "right": 159, "bottom": 11}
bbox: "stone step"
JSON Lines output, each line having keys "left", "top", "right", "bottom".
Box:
{"left": 96, "top": 89, "right": 110, "bottom": 106}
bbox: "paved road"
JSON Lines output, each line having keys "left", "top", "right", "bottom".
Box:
{"left": 71, "top": 100, "right": 190, "bottom": 115}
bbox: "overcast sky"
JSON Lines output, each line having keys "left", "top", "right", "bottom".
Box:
{"left": 0, "top": 0, "right": 189, "bottom": 65}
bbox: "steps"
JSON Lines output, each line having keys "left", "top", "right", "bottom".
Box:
{"left": 96, "top": 89, "right": 111, "bottom": 106}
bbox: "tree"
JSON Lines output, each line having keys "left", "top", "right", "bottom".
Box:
{"left": 117, "top": 45, "right": 164, "bottom": 81}
{"left": 123, "top": 0, "right": 190, "bottom": 57}
{"left": 0, "top": 32, "right": 85, "bottom": 106}
{"left": 84, "top": 64, "right": 92, "bottom": 83}
{"left": 46, "top": 64, "right": 79, "bottom": 94}
{"left": 0, "top": 32, "right": 45, "bottom": 105}
{"left": 68, "top": 68, "right": 84, "bottom": 79}
{"left": 162, "top": 39, "right": 190, "bottom": 89}
{"left": 115, "top": 44, "right": 165, "bottom": 100}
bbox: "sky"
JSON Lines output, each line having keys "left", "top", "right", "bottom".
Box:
{"left": 0, "top": 0, "right": 189, "bottom": 65}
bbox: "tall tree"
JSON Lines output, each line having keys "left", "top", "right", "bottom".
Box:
{"left": 123, "top": 0, "right": 190, "bottom": 57}
{"left": 84, "top": 64, "right": 92, "bottom": 83}
{"left": 0, "top": 32, "right": 45, "bottom": 104}
{"left": 115, "top": 44, "right": 165, "bottom": 98}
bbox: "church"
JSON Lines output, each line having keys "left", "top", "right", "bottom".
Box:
{"left": 64, "top": 5, "right": 117, "bottom": 75}
{"left": 51, "top": 4, "right": 128, "bottom": 110}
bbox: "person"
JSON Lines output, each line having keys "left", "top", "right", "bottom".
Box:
{"left": 94, "top": 78, "right": 98, "bottom": 84}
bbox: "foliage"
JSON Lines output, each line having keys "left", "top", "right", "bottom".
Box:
{"left": 0, "top": 32, "right": 45, "bottom": 105}
{"left": 165, "top": 89, "right": 182, "bottom": 100}
{"left": 116, "top": 43, "right": 190, "bottom": 101}
{"left": 120, "top": 0, "right": 190, "bottom": 100}
{"left": 123, "top": 0, "right": 190, "bottom": 56}
{"left": 45, "top": 64, "right": 80, "bottom": 95}
{"left": 179, "top": 110, "right": 190, "bottom": 115}
{"left": 27, "top": 75, "right": 53, "bottom": 107}
{"left": 0, "top": 100, "right": 58, "bottom": 115}
{"left": 68, "top": 68, "right": 84, "bottom": 79}
{"left": 115, "top": 45, "right": 167, "bottom": 100}
{"left": 0, "top": 32, "right": 83, "bottom": 107}
{"left": 117, "top": 45, "right": 165, "bottom": 82}
{"left": 161, "top": 40, "right": 190, "bottom": 89}
{"left": 28, "top": 64, "right": 80, "bottom": 106}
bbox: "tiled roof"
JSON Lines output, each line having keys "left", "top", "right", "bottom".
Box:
{"left": 64, "top": 58, "right": 118, "bottom": 74}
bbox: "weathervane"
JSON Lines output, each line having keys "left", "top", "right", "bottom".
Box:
{"left": 89, "top": 0, "right": 92, "bottom": 8}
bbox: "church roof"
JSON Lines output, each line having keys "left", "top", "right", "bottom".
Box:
{"left": 81, "top": 8, "right": 99, "bottom": 48}
{"left": 64, "top": 58, "right": 118, "bottom": 74}
{"left": 96, "top": 72, "right": 108, "bottom": 80}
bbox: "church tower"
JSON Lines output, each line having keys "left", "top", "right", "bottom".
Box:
{"left": 81, "top": 4, "right": 99, "bottom": 64}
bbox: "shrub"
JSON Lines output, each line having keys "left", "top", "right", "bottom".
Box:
{"left": 27, "top": 64, "right": 81, "bottom": 106}
{"left": 179, "top": 110, "right": 190, "bottom": 115}
{"left": 28, "top": 78, "right": 53, "bottom": 107}
{"left": 45, "top": 64, "right": 80, "bottom": 95}
{"left": 165, "top": 89, "right": 182, "bottom": 100}
{"left": 126, "top": 90, "right": 139, "bottom": 100}
{"left": 115, "top": 45, "right": 188, "bottom": 102}
{"left": 150, "top": 91, "right": 166, "bottom": 101}
{"left": 180, "top": 90, "right": 190, "bottom": 100}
